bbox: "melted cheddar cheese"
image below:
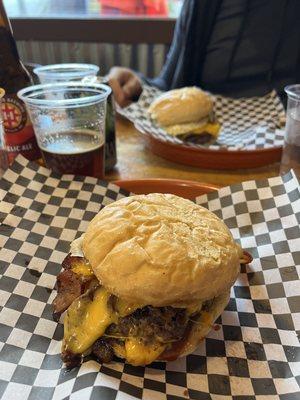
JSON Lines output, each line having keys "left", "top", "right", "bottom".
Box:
{"left": 192, "top": 122, "right": 220, "bottom": 138}
{"left": 62, "top": 287, "right": 145, "bottom": 356}
{"left": 116, "top": 298, "right": 143, "bottom": 317}
{"left": 63, "top": 284, "right": 206, "bottom": 366}
{"left": 71, "top": 259, "right": 94, "bottom": 277}
{"left": 125, "top": 338, "right": 166, "bottom": 366}
{"left": 64, "top": 257, "right": 196, "bottom": 365}
{"left": 63, "top": 286, "right": 167, "bottom": 365}
{"left": 63, "top": 287, "right": 116, "bottom": 354}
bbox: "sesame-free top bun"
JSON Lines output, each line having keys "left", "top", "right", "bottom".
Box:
{"left": 82, "top": 193, "right": 242, "bottom": 307}
{"left": 148, "top": 87, "right": 213, "bottom": 127}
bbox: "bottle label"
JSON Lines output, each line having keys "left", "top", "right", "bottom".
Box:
{"left": 1, "top": 94, "right": 41, "bottom": 163}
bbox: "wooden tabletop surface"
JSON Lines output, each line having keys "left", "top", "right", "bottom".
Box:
{"left": 106, "top": 116, "right": 281, "bottom": 186}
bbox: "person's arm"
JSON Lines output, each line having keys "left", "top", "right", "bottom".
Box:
{"left": 107, "top": 0, "right": 194, "bottom": 106}
{"left": 145, "top": 0, "right": 191, "bottom": 91}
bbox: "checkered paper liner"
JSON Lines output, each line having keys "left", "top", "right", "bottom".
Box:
{"left": 118, "top": 85, "right": 286, "bottom": 151}
{"left": 0, "top": 155, "right": 299, "bottom": 400}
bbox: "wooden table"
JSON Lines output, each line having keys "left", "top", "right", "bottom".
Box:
{"left": 106, "top": 117, "right": 281, "bottom": 186}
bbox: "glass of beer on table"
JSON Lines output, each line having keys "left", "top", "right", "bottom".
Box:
{"left": 18, "top": 82, "right": 111, "bottom": 178}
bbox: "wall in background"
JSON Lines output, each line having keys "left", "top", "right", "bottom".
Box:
{"left": 17, "top": 41, "right": 169, "bottom": 78}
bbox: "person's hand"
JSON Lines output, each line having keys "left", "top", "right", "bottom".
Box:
{"left": 108, "top": 67, "right": 143, "bottom": 108}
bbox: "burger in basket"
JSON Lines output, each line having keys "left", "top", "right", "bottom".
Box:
{"left": 52, "top": 193, "right": 251, "bottom": 368}
{"left": 148, "top": 87, "right": 220, "bottom": 144}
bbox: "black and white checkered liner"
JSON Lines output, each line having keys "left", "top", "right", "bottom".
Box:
{"left": 0, "top": 155, "right": 299, "bottom": 400}
{"left": 118, "top": 85, "right": 286, "bottom": 151}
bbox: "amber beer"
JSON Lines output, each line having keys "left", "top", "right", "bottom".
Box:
{"left": 0, "top": 1, "right": 40, "bottom": 163}
{"left": 39, "top": 129, "right": 105, "bottom": 178}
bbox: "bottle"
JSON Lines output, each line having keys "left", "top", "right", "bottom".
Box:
{"left": 0, "top": 1, "right": 40, "bottom": 164}
{"left": 95, "top": 77, "right": 117, "bottom": 171}
{"left": 104, "top": 81, "right": 117, "bottom": 171}
{"left": 82, "top": 75, "right": 117, "bottom": 171}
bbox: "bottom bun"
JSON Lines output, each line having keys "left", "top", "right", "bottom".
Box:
{"left": 181, "top": 290, "right": 230, "bottom": 357}
{"left": 158, "top": 290, "right": 230, "bottom": 361}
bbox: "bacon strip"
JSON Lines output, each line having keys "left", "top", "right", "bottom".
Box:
{"left": 62, "top": 254, "right": 83, "bottom": 270}
{"left": 240, "top": 250, "right": 253, "bottom": 265}
{"left": 52, "top": 254, "right": 96, "bottom": 321}
{"left": 52, "top": 269, "right": 83, "bottom": 321}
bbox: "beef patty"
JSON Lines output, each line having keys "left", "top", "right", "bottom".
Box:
{"left": 63, "top": 292, "right": 190, "bottom": 367}
{"left": 107, "top": 304, "right": 188, "bottom": 344}
{"left": 92, "top": 305, "right": 189, "bottom": 364}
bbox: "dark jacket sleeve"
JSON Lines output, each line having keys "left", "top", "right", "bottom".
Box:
{"left": 143, "top": 0, "right": 222, "bottom": 91}
{"left": 143, "top": 0, "right": 192, "bottom": 91}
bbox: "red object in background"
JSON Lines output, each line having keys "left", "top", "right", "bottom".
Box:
{"left": 100, "top": 0, "right": 168, "bottom": 16}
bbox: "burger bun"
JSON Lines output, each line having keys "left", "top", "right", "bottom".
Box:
{"left": 82, "top": 193, "right": 242, "bottom": 307}
{"left": 148, "top": 87, "right": 213, "bottom": 127}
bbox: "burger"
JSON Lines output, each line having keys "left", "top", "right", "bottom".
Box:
{"left": 52, "top": 193, "right": 251, "bottom": 368}
{"left": 148, "top": 87, "right": 220, "bottom": 143}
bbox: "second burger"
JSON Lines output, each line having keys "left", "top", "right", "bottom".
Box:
{"left": 148, "top": 86, "right": 220, "bottom": 144}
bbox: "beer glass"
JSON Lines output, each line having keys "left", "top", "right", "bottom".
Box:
{"left": 33, "top": 63, "right": 99, "bottom": 84}
{"left": 18, "top": 82, "right": 111, "bottom": 178}
{"left": 280, "top": 85, "right": 300, "bottom": 177}
{"left": 34, "top": 64, "right": 117, "bottom": 171}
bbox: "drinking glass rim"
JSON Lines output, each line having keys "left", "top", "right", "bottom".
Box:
{"left": 33, "top": 63, "right": 99, "bottom": 78}
{"left": 285, "top": 84, "right": 300, "bottom": 101}
{"left": 18, "top": 82, "right": 111, "bottom": 108}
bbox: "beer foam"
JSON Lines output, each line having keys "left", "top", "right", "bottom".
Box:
{"left": 40, "top": 129, "right": 104, "bottom": 155}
